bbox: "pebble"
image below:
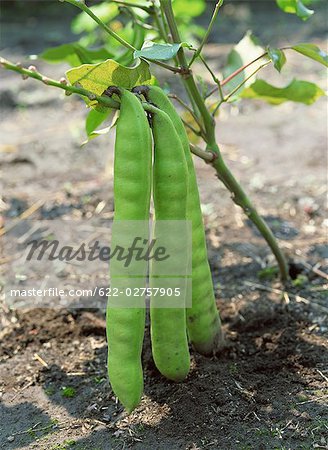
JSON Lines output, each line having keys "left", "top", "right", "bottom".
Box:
{"left": 7, "top": 436, "right": 14, "bottom": 442}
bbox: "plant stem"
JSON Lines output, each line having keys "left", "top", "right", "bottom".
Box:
{"left": 63, "top": 0, "right": 136, "bottom": 51}
{"left": 0, "top": 57, "right": 159, "bottom": 115}
{"left": 181, "top": 119, "right": 202, "bottom": 137}
{"left": 198, "top": 54, "right": 224, "bottom": 102}
{"left": 211, "top": 61, "right": 269, "bottom": 118}
{"left": 110, "top": 0, "right": 152, "bottom": 13}
{"left": 151, "top": 3, "right": 169, "bottom": 42}
{"left": 190, "top": 144, "right": 215, "bottom": 162}
{"left": 0, "top": 57, "right": 116, "bottom": 107}
{"left": 189, "top": 0, "right": 223, "bottom": 67}
{"left": 206, "top": 52, "right": 269, "bottom": 99}
{"left": 211, "top": 144, "right": 289, "bottom": 281}
{"left": 169, "top": 93, "right": 206, "bottom": 136}
{"left": 224, "top": 61, "right": 271, "bottom": 102}
{"left": 147, "top": 59, "right": 182, "bottom": 73}
{"left": 159, "top": 0, "right": 289, "bottom": 281}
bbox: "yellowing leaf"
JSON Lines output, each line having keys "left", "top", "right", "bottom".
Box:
{"left": 66, "top": 58, "right": 152, "bottom": 106}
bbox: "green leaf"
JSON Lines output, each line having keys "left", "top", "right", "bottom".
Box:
{"left": 223, "top": 32, "right": 266, "bottom": 91}
{"left": 134, "top": 42, "right": 182, "bottom": 61}
{"left": 66, "top": 59, "right": 152, "bottom": 107}
{"left": 41, "top": 43, "right": 114, "bottom": 67}
{"left": 83, "top": 110, "right": 119, "bottom": 145}
{"left": 267, "top": 46, "right": 286, "bottom": 72}
{"left": 276, "top": 0, "right": 314, "bottom": 20}
{"left": 292, "top": 43, "right": 328, "bottom": 67}
{"left": 241, "top": 79, "right": 325, "bottom": 105}
{"left": 85, "top": 108, "right": 111, "bottom": 136}
{"left": 173, "top": 0, "right": 206, "bottom": 18}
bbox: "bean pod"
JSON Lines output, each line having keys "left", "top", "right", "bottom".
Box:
{"left": 106, "top": 88, "right": 152, "bottom": 412}
{"left": 150, "top": 108, "right": 190, "bottom": 381}
{"left": 142, "top": 86, "right": 222, "bottom": 355}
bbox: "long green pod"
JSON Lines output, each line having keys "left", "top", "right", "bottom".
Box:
{"left": 106, "top": 88, "right": 151, "bottom": 412}
{"left": 150, "top": 108, "right": 190, "bottom": 381}
{"left": 140, "top": 85, "right": 222, "bottom": 356}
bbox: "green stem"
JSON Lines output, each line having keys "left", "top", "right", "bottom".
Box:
{"left": 63, "top": 0, "right": 136, "bottom": 51}
{"left": 160, "top": 0, "right": 215, "bottom": 137}
{"left": 190, "top": 144, "right": 215, "bottom": 162}
{"left": 224, "top": 61, "right": 271, "bottom": 103}
{"left": 147, "top": 59, "right": 182, "bottom": 73}
{"left": 169, "top": 93, "right": 206, "bottom": 136}
{"left": 152, "top": 3, "right": 169, "bottom": 42}
{"left": 0, "top": 57, "right": 160, "bottom": 115}
{"left": 199, "top": 54, "right": 224, "bottom": 102}
{"left": 110, "top": 0, "right": 152, "bottom": 13}
{"left": 189, "top": 0, "right": 223, "bottom": 67}
{"left": 206, "top": 52, "right": 270, "bottom": 99}
{"left": 211, "top": 144, "right": 289, "bottom": 281}
{"left": 212, "top": 61, "right": 269, "bottom": 118}
{"left": 181, "top": 119, "right": 202, "bottom": 137}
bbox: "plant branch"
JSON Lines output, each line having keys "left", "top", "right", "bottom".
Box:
{"left": 147, "top": 59, "right": 182, "bottom": 73}
{"left": 190, "top": 144, "right": 215, "bottom": 162}
{"left": 0, "top": 57, "right": 117, "bottom": 107}
{"left": 0, "top": 57, "right": 161, "bottom": 116}
{"left": 206, "top": 52, "right": 269, "bottom": 99}
{"left": 224, "top": 61, "right": 271, "bottom": 102}
{"left": 210, "top": 142, "right": 289, "bottom": 281}
{"left": 189, "top": 0, "right": 223, "bottom": 67}
{"left": 62, "top": 0, "right": 136, "bottom": 51}
{"left": 160, "top": 0, "right": 216, "bottom": 138}
{"left": 211, "top": 60, "right": 271, "bottom": 117}
{"left": 198, "top": 54, "right": 224, "bottom": 102}
{"left": 151, "top": 2, "right": 169, "bottom": 42}
{"left": 181, "top": 119, "right": 202, "bottom": 137}
{"left": 169, "top": 93, "right": 206, "bottom": 136}
{"left": 110, "top": 0, "right": 152, "bottom": 13}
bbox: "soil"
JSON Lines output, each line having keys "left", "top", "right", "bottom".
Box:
{"left": 0, "top": 4, "right": 327, "bottom": 450}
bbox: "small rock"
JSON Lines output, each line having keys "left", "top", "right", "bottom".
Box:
{"left": 7, "top": 436, "right": 14, "bottom": 442}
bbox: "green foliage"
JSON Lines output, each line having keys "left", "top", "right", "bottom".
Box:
{"left": 134, "top": 42, "right": 183, "bottom": 61}
{"left": 241, "top": 79, "right": 325, "bottom": 105}
{"left": 267, "top": 47, "right": 287, "bottom": 72}
{"left": 292, "top": 43, "right": 328, "bottom": 67}
{"left": 85, "top": 108, "right": 111, "bottom": 135}
{"left": 83, "top": 109, "right": 118, "bottom": 144}
{"left": 41, "top": 43, "right": 114, "bottom": 66}
{"left": 66, "top": 58, "right": 152, "bottom": 106}
{"left": 276, "top": 0, "right": 314, "bottom": 20}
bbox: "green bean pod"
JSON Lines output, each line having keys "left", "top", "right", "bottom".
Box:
{"left": 106, "top": 88, "right": 151, "bottom": 412}
{"left": 142, "top": 85, "right": 222, "bottom": 356}
{"left": 150, "top": 108, "right": 190, "bottom": 381}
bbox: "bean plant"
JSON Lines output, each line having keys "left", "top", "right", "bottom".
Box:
{"left": 1, "top": 0, "right": 326, "bottom": 412}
